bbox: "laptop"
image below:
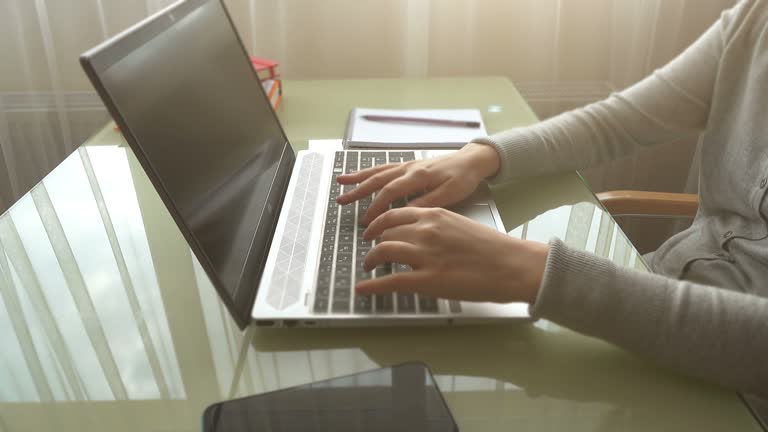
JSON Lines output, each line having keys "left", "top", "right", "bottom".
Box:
{"left": 80, "top": 0, "right": 530, "bottom": 329}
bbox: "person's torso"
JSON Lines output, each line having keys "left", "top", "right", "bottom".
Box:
{"left": 651, "top": 0, "right": 768, "bottom": 295}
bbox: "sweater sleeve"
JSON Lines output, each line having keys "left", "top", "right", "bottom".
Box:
{"left": 533, "top": 239, "right": 768, "bottom": 397}
{"left": 474, "top": 2, "right": 743, "bottom": 183}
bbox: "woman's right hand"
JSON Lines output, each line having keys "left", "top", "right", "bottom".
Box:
{"left": 336, "top": 142, "right": 501, "bottom": 225}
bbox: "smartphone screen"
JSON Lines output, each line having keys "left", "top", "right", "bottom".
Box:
{"left": 202, "top": 362, "right": 458, "bottom": 432}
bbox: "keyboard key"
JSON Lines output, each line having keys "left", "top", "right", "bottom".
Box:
{"left": 354, "top": 295, "right": 373, "bottom": 313}
{"left": 320, "top": 253, "right": 334, "bottom": 264}
{"left": 339, "top": 233, "right": 354, "bottom": 244}
{"left": 419, "top": 296, "right": 439, "bottom": 313}
{"left": 334, "top": 275, "right": 352, "bottom": 288}
{"left": 316, "top": 284, "right": 330, "bottom": 298}
{"left": 336, "top": 263, "right": 352, "bottom": 276}
{"left": 332, "top": 298, "right": 350, "bottom": 313}
{"left": 356, "top": 270, "right": 372, "bottom": 281}
{"left": 355, "top": 250, "right": 370, "bottom": 264}
{"left": 375, "top": 294, "right": 394, "bottom": 313}
{"left": 340, "top": 225, "right": 354, "bottom": 234}
{"left": 334, "top": 287, "right": 351, "bottom": 301}
{"left": 402, "top": 152, "right": 415, "bottom": 162}
{"left": 376, "top": 263, "right": 392, "bottom": 277}
{"left": 314, "top": 297, "right": 329, "bottom": 313}
{"left": 336, "top": 253, "right": 352, "bottom": 264}
{"left": 397, "top": 293, "right": 416, "bottom": 313}
{"left": 345, "top": 154, "right": 358, "bottom": 174}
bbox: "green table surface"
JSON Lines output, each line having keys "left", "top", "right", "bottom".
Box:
{"left": 0, "top": 77, "right": 759, "bottom": 431}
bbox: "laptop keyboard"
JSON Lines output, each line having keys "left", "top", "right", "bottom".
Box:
{"left": 313, "top": 151, "right": 460, "bottom": 315}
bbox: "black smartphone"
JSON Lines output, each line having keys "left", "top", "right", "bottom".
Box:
{"left": 202, "top": 362, "right": 458, "bottom": 432}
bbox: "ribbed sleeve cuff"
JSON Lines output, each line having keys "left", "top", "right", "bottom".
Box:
{"left": 472, "top": 127, "right": 553, "bottom": 184}
{"left": 530, "top": 238, "right": 616, "bottom": 326}
{"left": 530, "top": 238, "right": 668, "bottom": 346}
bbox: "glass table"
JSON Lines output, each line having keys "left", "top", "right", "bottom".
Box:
{"left": 0, "top": 77, "right": 760, "bottom": 431}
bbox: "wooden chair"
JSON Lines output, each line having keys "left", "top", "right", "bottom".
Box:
{"left": 596, "top": 191, "right": 698, "bottom": 254}
{"left": 596, "top": 190, "right": 699, "bottom": 218}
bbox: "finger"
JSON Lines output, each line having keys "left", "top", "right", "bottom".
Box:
{"left": 336, "top": 162, "right": 398, "bottom": 185}
{"left": 336, "top": 165, "right": 404, "bottom": 205}
{"left": 363, "top": 241, "right": 424, "bottom": 272}
{"left": 362, "top": 174, "right": 430, "bottom": 225}
{"left": 379, "top": 225, "right": 418, "bottom": 243}
{"left": 407, "top": 182, "right": 462, "bottom": 208}
{"left": 363, "top": 207, "right": 423, "bottom": 241}
{"left": 355, "top": 271, "right": 427, "bottom": 296}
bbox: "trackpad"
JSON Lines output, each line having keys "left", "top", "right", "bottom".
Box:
{"left": 452, "top": 203, "right": 497, "bottom": 230}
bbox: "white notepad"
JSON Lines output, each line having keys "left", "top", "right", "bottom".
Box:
{"left": 343, "top": 108, "right": 487, "bottom": 149}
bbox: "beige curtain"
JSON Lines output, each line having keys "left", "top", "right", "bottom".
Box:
{"left": 0, "top": 0, "right": 734, "bottom": 214}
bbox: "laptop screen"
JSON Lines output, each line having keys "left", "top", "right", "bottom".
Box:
{"left": 82, "top": 0, "right": 294, "bottom": 327}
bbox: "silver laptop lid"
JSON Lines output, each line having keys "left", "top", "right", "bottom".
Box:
{"left": 81, "top": 0, "right": 295, "bottom": 329}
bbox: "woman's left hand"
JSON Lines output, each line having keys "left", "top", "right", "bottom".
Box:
{"left": 356, "top": 207, "right": 550, "bottom": 304}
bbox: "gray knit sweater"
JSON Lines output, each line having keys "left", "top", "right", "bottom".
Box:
{"left": 475, "top": 0, "right": 768, "bottom": 396}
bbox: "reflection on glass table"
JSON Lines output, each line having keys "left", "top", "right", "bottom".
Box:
{"left": 0, "top": 140, "right": 251, "bottom": 431}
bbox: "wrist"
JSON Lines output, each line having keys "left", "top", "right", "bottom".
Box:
{"left": 525, "top": 241, "right": 550, "bottom": 304}
{"left": 505, "top": 239, "right": 549, "bottom": 304}
{"left": 463, "top": 142, "right": 501, "bottom": 179}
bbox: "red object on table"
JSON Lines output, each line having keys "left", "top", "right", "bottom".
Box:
{"left": 250, "top": 56, "right": 280, "bottom": 80}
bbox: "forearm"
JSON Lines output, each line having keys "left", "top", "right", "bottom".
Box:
{"left": 533, "top": 239, "right": 768, "bottom": 396}
{"left": 475, "top": 8, "right": 727, "bottom": 183}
